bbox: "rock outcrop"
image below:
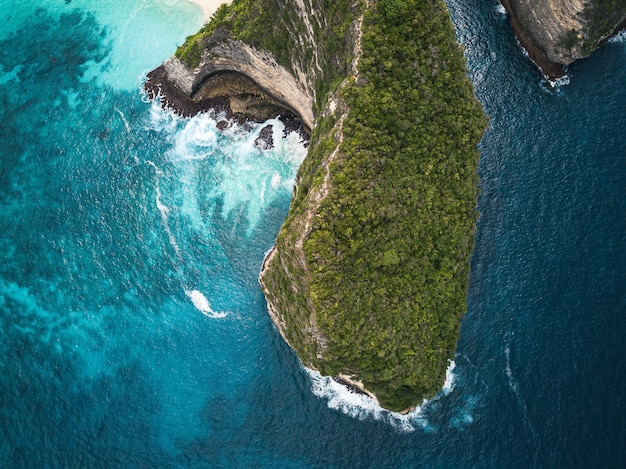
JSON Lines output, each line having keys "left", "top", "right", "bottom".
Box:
{"left": 146, "top": 37, "right": 314, "bottom": 132}
{"left": 501, "top": 0, "right": 626, "bottom": 78}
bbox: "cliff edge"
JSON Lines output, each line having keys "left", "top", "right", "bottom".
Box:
{"left": 501, "top": 0, "right": 626, "bottom": 78}
{"left": 145, "top": 36, "right": 314, "bottom": 132}
{"left": 146, "top": 0, "right": 486, "bottom": 413}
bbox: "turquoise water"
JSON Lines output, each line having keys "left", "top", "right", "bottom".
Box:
{"left": 1, "top": 0, "right": 625, "bottom": 467}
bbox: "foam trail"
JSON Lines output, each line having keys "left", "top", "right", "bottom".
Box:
{"left": 146, "top": 160, "right": 182, "bottom": 260}
{"left": 146, "top": 161, "right": 226, "bottom": 319}
{"left": 115, "top": 107, "right": 131, "bottom": 132}
{"left": 185, "top": 290, "right": 228, "bottom": 318}
{"left": 504, "top": 339, "right": 538, "bottom": 439}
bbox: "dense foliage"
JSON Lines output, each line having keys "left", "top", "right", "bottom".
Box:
{"left": 178, "top": 0, "right": 486, "bottom": 412}
{"left": 265, "top": 0, "right": 485, "bottom": 411}
{"left": 581, "top": 0, "right": 626, "bottom": 54}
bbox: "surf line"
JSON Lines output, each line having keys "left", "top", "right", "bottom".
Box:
{"left": 146, "top": 160, "right": 227, "bottom": 319}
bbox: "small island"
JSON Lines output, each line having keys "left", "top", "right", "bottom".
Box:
{"left": 146, "top": 0, "right": 486, "bottom": 412}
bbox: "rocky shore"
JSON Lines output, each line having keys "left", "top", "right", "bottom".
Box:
{"left": 499, "top": 0, "right": 566, "bottom": 79}
{"left": 144, "top": 38, "right": 314, "bottom": 137}
{"left": 500, "top": 0, "right": 626, "bottom": 80}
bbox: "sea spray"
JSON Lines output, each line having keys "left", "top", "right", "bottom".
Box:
{"left": 306, "top": 360, "right": 458, "bottom": 432}
{"left": 185, "top": 289, "right": 227, "bottom": 318}
{"left": 145, "top": 103, "right": 307, "bottom": 235}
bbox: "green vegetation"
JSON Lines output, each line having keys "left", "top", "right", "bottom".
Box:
{"left": 175, "top": 0, "right": 355, "bottom": 113}
{"left": 581, "top": 0, "right": 626, "bottom": 55}
{"left": 177, "top": 0, "right": 486, "bottom": 412}
{"left": 175, "top": 4, "right": 231, "bottom": 68}
{"left": 559, "top": 29, "right": 580, "bottom": 50}
{"left": 263, "top": 0, "right": 485, "bottom": 412}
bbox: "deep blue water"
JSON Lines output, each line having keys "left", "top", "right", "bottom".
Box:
{"left": 1, "top": 0, "right": 625, "bottom": 467}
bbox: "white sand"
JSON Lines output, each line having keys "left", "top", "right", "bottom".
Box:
{"left": 189, "top": 0, "right": 233, "bottom": 20}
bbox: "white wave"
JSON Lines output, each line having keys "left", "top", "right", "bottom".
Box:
{"left": 504, "top": 340, "right": 538, "bottom": 438}
{"left": 496, "top": 2, "right": 506, "bottom": 15}
{"left": 441, "top": 360, "right": 457, "bottom": 395}
{"left": 146, "top": 99, "right": 181, "bottom": 133}
{"left": 546, "top": 74, "right": 570, "bottom": 89}
{"left": 170, "top": 115, "right": 218, "bottom": 162}
{"left": 608, "top": 29, "right": 626, "bottom": 44}
{"left": 185, "top": 290, "right": 227, "bottom": 319}
{"left": 306, "top": 359, "right": 458, "bottom": 432}
{"left": 504, "top": 343, "right": 514, "bottom": 381}
{"left": 270, "top": 172, "right": 282, "bottom": 188}
{"left": 307, "top": 369, "right": 424, "bottom": 432}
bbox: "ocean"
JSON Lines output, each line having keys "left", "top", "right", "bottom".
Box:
{"left": 0, "top": 0, "right": 624, "bottom": 467}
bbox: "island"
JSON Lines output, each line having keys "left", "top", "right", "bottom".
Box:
{"left": 146, "top": 0, "right": 487, "bottom": 413}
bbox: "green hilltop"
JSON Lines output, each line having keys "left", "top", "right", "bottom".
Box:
{"left": 176, "top": 0, "right": 486, "bottom": 412}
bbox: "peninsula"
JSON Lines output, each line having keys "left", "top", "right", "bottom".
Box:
{"left": 146, "top": 0, "right": 486, "bottom": 412}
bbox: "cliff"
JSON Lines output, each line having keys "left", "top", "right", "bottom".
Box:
{"left": 145, "top": 0, "right": 352, "bottom": 130}
{"left": 146, "top": 0, "right": 486, "bottom": 412}
{"left": 500, "top": 0, "right": 626, "bottom": 78}
{"left": 145, "top": 37, "right": 314, "bottom": 131}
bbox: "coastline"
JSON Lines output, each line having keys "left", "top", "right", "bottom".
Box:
{"left": 258, "top": 246, "right": 293, "bottom": 350}
{"left": 499, "top": 0, "right": 566, "bottom": 80}
{"left": 144, "top": 65, "right": 309, "bottom": 137}
{"left": 261, "top": 248, "right": 389, "bottom": 410}
{"left": 335, "top": 375, "right": 380, "bottom": 405}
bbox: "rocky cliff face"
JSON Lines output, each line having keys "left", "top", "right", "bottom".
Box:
{"left": 145, "top": 0, "right": 353, "bottom": 131}
{"left": 501, "top": 0, "right": 626, "bottom": 78}
{"left": 145, "top": 37, "right": 314, "bottom": 131}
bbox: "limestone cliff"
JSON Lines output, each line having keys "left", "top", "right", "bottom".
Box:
{"left": 145, "top": 37, "right": 314, "bottom": 131}
{"left": 145, "top": 0, "right": 353, "bottom": 131}
{"left": 501, "top": 0, "right": 626, "bottom": 78}
{"left": 146, "top": 0, "right": 486, "bottom": 413}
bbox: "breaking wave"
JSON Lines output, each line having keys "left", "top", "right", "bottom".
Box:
{"left": 608, "top": 29, "right": 626, "bottom": 44}
{"left": 306, "top": 360, "right": 457, "bottom": 433}
{"left": 185, "top": 290, "right": 227, "bottom": 319}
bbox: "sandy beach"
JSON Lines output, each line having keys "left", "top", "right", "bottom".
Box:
{"left": 189, "top": 0, "right": 233, "bottom": 20}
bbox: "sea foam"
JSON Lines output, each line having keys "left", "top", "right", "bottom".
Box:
{"left": 608, "top": 29, "right": 626, "bottom": 44}
{"left": 306, "top": 360, "right": 457, "bottom": 433}
{"left": 145, "top": 103, "right": 307, "bottom": 235}
{"left": 185, "top": 290, "right": 227, "bottom": 318}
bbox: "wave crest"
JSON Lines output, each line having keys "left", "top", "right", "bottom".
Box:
{"left": 185, "top": 290, "right": 227, "bottom": 319}
{"left": 306, "top": 360, "right": 457, "bottom": 433}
